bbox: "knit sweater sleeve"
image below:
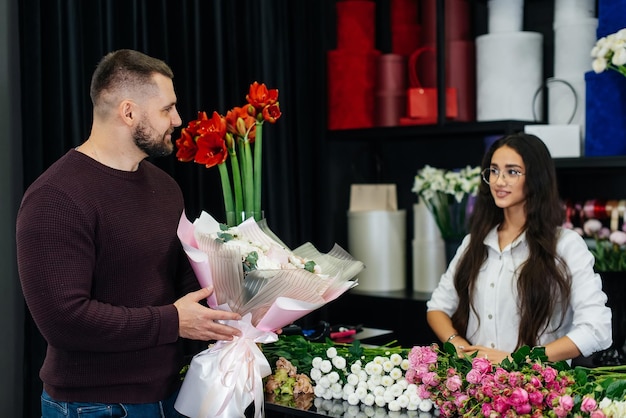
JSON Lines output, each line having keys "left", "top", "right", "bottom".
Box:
{"left": 17, "top": 182, "right": 180, "bottom": 352}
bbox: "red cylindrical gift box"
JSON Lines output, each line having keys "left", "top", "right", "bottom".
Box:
{"left": 327, "top": 49, "right": 381, "bottom": 130}
{"left": 392, "top": 23, "right": 422, "bottom": 56}
{"left": 447, "top": 40, "right": 476, "bottom": 121}
{"left": 375, "top": 54, "right": 407, "bottom": 127}
{"left": 420, "top": 0, "right": 471, "bottom": 44}
{"left": 391, "top": 0, "right": 419, "bottom": 24}
{"left": 375, "top": 92, "right": 407, "bottom": 127}
{"left": 376, "top": 54, "right": 407, "bottom": 92}
{"left": 336, "top": 1, "right": 376, "bottom": 51}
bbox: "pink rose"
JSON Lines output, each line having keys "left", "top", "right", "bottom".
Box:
{"left": 580, "top": 396, "right": 598, "bottom": 412}
{"left": 408, "top": 345, "right": 438, "bottom": 368}
{"left": 559, "top": 394, "right": 574, "bottom": 411}
{"left": 445, "top": 374, "right": 463, "bottom": 392}
{"left": 509, "top": 387, "right": 529, "bottom": 406}
{"left": 529, "top": 376, "right": 543, "bottom": 388}
{"left": 466, "top": 368, "right": 484, "bottom": 384}
{"left": 492, "top": 395, "right": 509, "bottom": 414}
{"left": 528, "top": 390, "right": 544, "bottom": 406}
{"left": 584, "top": 219, "right": 603, "bottom": 236}
{"left": 472, "top": 357, "right": 492, "bottom": 374}
{"left": 553, "top": 405, "right": 568, "bottom": 418}
{"left": 591, "top": 410, "right": 606, "bottom": 418}
{"left": 422, "top": 371, "right": 440, "bottom": 387}
{"left": 481, "top": 402, "right": 493, "bottom": 416}
{"left": 610, "top": 230, "right": 626, "bottom": 245}
{"left": 417, "top": 384, "right": 432, "bottom": 399}
{"left": 542, "top": 366, "right": 557, "bottom": 383}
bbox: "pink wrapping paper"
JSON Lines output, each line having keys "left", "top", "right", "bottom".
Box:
{"left": 176, "top": 211, "right": 362, "bottom": 331}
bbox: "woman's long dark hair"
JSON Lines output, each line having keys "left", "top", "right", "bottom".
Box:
{"left": 451, "top": 133, "right": 571, "bottom": 348}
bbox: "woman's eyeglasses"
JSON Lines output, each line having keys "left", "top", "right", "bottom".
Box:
{"left": 481, "top": 167, "right": 525, "bottom": 185}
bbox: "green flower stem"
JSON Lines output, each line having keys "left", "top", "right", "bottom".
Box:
{"left": 218, "top": 163, "right": 235, "bottom": 226}
{"left": 253, "top": 122, "right": 263, "bottom": 217}
{"left": 241, "top": 139, "right": 254, "bottom": 214}
{"left": 229, "top": 150, "right": 243, "bottom": 217}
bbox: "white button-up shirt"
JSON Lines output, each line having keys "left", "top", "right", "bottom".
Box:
{"left": 427, "top": 226, "right": 612, "bottom": 357}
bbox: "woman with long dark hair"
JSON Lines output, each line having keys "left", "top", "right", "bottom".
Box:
{"left": 427, "top": 133, "right": 612, "bottom": 363}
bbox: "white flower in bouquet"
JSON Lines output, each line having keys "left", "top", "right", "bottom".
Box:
{"left": 591, "top": 28, "right": 626, "bottom": 77}
{"left": 211, "top": 223, "right": 323, "bottom": 274}
{"left": 412, "top": 165, "right": 481, "bottom": 240}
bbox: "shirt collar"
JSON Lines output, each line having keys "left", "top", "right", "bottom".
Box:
{"left": 484, "top": 225, "right": 527, "bottom": 252}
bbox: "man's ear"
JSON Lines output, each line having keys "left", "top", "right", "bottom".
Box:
{"left": 119, "top": 100, "right": 136, "bottom": 126}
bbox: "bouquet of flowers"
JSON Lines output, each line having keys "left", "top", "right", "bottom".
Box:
{"left": 175, "top": 212, "right": 364, "bottom": 418}
{"left": 175, "top": 82, "right": 280, "bottom": 226}
{"left": 581, "top": 218, "right": 626, "bottom": 272}
{"left": 411, "top": 165, "right": 481, "bottom": 240}
{"left": 591, "top": 28, "right": 626, "bottom": 78}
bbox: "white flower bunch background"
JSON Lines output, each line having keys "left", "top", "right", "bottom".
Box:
{"left": 309, "top": 347, "right": 436, "bottom": 413}
{"left": 591, "top": 27, "right": 626, "bottom": 77}
{"left": 412, "top": 165, "right": 480, "bottom": 204}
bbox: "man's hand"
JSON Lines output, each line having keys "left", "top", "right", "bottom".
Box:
{"left": 174, "top": 287, "right": 242, "bottom": 341}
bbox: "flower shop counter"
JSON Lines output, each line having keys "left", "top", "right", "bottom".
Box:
{"left": 264, "top": 396, "right": 436, "bottom": 418}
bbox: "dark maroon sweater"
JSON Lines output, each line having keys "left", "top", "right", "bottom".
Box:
{"left": 16, "top": 149, "right": 199, "bottom": 403}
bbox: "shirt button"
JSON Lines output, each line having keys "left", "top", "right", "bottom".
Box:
{"left": 490, "top": 282, "right": 495, "bottom": 288}
{"left": 491, "top": 343, "right": 495, "bottom": 348}
{"left": 488, "top": 314, "right": 493, "bottom": 319}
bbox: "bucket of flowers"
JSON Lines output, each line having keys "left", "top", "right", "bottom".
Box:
{"left": 579, "top": 219, "right": 626, "bottom": 366}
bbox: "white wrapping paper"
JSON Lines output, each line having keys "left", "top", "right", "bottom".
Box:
{"left": 174, "top": 312, "right": 277, "bottom": 418}
{"left": 476, "top": 32, "right": 543, "bottom": 121}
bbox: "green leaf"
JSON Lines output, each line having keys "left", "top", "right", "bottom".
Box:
{"left": 605, "top": 379, "right": 626, "bottom": 399}
{"left": 304, "top": 260, "right": 317, "bottom": 273}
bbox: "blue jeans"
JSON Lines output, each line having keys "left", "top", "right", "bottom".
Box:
{"left": 41, "top": 390, "right": 188, "bottom": 418}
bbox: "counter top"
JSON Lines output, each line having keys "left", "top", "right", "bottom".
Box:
{"left": 265, "top": 395, "right": 436, "bottom": 418}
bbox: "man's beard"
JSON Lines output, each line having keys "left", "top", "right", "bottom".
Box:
{"left": 133, "top": 118, "right": 173, "bottom": 158}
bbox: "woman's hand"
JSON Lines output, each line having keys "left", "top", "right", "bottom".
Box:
{"left": 459, "top": 345, "right": 511, "bottom": 364}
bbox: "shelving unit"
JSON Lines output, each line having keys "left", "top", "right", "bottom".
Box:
{"left": 316, "top": 0, "right": 625, "bottom": 349}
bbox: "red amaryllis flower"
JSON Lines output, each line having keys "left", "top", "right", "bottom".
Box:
{"left": 175, "top": 128, "right": 198, "bottom": 162}
{"left": 262, "top": 103, "right": 281, "bottom": 124}
{"left": 175, "top": 82, "right": 280, "bottom": 226}
{"left": 225, "top": 106, "right": 256, "bottom": 141}
{"left": 246, "top": 81, "right": 279, "bottom": 112}
{"left": 195, "top": 131, "right": 228, "bottom": 168}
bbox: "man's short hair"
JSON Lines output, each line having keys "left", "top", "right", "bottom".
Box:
{"left": 90, "top": 49, "right": 174, "bottom": 113}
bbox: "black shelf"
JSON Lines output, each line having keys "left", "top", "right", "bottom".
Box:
{"left": 554, "top": 156, "right": 626, "bottom": 169}
{"left": 327, "top": 120, "right": 535, "bottom": 141}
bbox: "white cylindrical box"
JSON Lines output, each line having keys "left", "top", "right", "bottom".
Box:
{"left": 476, "top": 32, "right": 543, "bottom": 121}
{"left": 412, "top": 203, "right": 446, "bottom": 293}
{"left": 347, "top": 210, "right": 406, "bottom": 292}
{"left": 488, "top": 0, "right": 524, "bottom": 33}
{"left": 553, "top": 18, "right": 597, "bottom": 78}
{"left": 554, "top": 0, "right": 595, "bottom": 24}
